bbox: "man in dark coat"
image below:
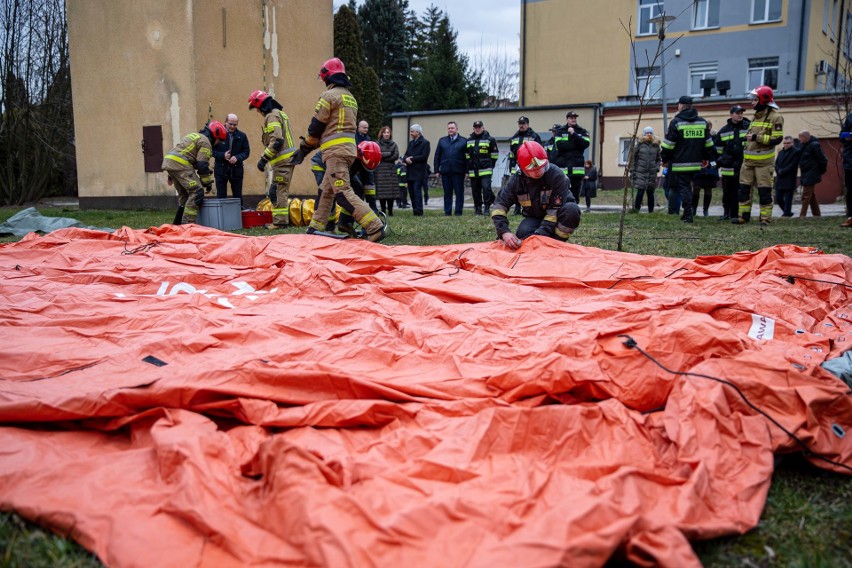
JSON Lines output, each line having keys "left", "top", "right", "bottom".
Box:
{"left": 403, "top": 124, "right": 431, "bottom": 216}
{"left": 773, "top": 136, "right": 800, "bottom": 217}
{"left": 433, "top": 121, "right": 467, "bottom": 216}
{"left": 839, "top": 113, "right": 852, "bottom": 227}
{"left": 213, "top": 113, "right": 251, "bottom": 207}
{"left": 797, "top": 130, "right": 827, "bottom": 218}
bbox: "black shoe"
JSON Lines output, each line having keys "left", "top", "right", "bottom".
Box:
{"left": 681, "top": 216, "right": 694, "bottom": 223}
{"left": 474, "top": 207, "right": 482, "bottom": 215}
{"left": 718, "top": 215, "right": 730, "bottom": 221}
{"left": 484, "top": 206, "right": 490, "bottom": 216}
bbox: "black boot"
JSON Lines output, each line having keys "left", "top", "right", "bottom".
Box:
{"left": 474, "top": 206, "right": 482, "bottom": 216}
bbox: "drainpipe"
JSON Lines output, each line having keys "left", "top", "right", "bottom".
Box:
{"left": 520, "top": 0, "right": 527, "bottom": 107}
{"left": 796, "top": 0, "right": 806, "bottom": 90}
{"left": 837, "top": 0, "right": 847, "bottom": 89}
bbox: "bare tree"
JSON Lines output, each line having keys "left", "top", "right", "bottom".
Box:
{"left": 471, "top": 42, "right": 519, "bottom": 108}
{"left": 0, "top": 0, "right": 75, "bottom": 206}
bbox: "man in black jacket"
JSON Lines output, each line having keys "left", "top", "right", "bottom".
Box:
{"left": 403, "top": 124, "right": 431, "bottom": 216}
{"left": 714, "top": 105, "right": 750, "bottom": 220}
{"left": 840, "top": 113, "right": 852, "bottom": 227}
{"left": 465, "top": 120, "right": 499, "bottom": 215}
{"left": 433, "top": 121, "right": 467, "bottom": 216}
{"left": 552, "top": 111, "right": 590, "bottom": 201}
{"left": 797, "top": 130, "right": 827, "bottom": 218}
{"left": 773, "top": 136, "right": 799, "bottom": 217}
{"left": 660, "top": 96, "right": 716, "bottom": 223}
{"left": 213, "top": 114, "right": 251, "bottom": 208}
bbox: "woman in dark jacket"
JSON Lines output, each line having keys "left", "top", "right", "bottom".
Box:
{"left": 773, "top": 136, "right": 800, "bottom": 217}
{"left": 374, "top": 126, "right": 400, "bottom": 216}
{"left": 797, "top": 131, "right": 827, "bottom": 218}
{"left": 580, "top": 160, "right": 597, "bottom": 212}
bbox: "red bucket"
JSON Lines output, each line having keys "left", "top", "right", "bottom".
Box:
{"left": 241, "top": 210, "right": 272, "bottom": 228}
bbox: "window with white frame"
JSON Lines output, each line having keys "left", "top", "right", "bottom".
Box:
{"left": 748, "top": 57, "right": 779, "bottom": 90}
{"left": 619, "top": 138, "right": 634, "bottom": 166}
{"left": 638, "top": 0, "right": 663, "bottom": 36}
{"left": 635, "top": 66, "right": 662, "bottom": 99}
{"left": 693, "top": 0, "right": 720, "bottom": 29}
{"left": 751, "top": 0, "right": 782, "bottom": 24}
{"left": 689, "top": 62, "right": 718, "bottom": 96}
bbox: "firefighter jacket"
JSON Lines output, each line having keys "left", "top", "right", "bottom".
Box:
{"left": 714, "top": 116, "right": 751, "bottom": 176}
{"left": 465, "top": 130, "right": 499, "bottom": 178}
{"left": 305, "top": 84, "right": 358, "bottom": 160}
{"left": 162, "top": 131, "right": 214, "bottom": 186}
{"left": 660, "top": 108, "right": 716, "bottom": 173}
{"left": 508, "top": 128, "right": 542, "bottom": 173}
{"left": 491, "top": 164, "right": 576, "bottom": 238}
{"left": 630, "top": 137, "right": 661, "bottom": 189}
{"left": 552, "top": 124, "right": 590, "bottom": 175}
{"left": 743, "top": 106, "right": 783, "bottom": 166}
{"left": 262, "top": 109, "right": 296, "bottom": 167}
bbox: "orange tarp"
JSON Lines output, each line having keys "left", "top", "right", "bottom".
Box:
{"left": 0, "top": 225, "right": 850, "bottom": 567}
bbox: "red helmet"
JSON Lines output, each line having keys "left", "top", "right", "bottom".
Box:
{"left": 517, "top": 141, "right": 549, "bottom": 179}
{"left": 357, "top": 140, "right": 382, "bottom": 170}
{"left": 248, "top": 89, "right": 270, "bottom": 109}
{"left": 207, "top": 121, "right": 227, "bottom": 143}
{"left": 749, "top": 85, "right": 774, "bottom": 105}
{"left": 319, "top": 58, "right": 346, "bottom": 82}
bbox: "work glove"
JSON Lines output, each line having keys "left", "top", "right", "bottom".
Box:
{"left": 298, "top": 136, "right": 313, "bottom": 154}
{"left": 257, "top": 157, "right": 267, "bottom": 172}
{"left": 204, "top": 184, "right": 214, "bottom": 194}
{"left": 289, "top": 148, "right": 306, "bottom": 166}
{"left": 194, "top": 187, "right": 205, "bottom": 207}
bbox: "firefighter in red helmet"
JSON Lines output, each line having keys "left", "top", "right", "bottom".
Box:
{"left": 490, "top": 141, "right": 581, "bottom": 249}
{"left": 161, "top": 120, "right": 227, "bottom": 224}
{"left": 288, "top": 57, "right": 386, "bottom": 242}
{"left": 248, "top": 89, "right": 297, "bottom": 228}
{"left": 733, "top": 85, "right": 784, "bottom": 226}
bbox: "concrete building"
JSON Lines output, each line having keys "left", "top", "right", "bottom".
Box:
{"left": 67, "top": 0, "right": 331, "bottom": 209}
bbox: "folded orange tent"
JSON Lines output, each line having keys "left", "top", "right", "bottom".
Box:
{"left": 0, "top": 225, "right": 849, "bottom": 567}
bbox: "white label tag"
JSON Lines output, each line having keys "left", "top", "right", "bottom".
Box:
{"left": 748, "top": 314, "right": 775, "bottom": 340}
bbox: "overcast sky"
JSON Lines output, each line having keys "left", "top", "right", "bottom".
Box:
{"left": 337, "top": 0, "right": 521, "bottom": 61}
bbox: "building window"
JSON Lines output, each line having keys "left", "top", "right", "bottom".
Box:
{"left": 619, "top": 138, "right": 634, "bottom": 166}
{"left": 751, "top": 0, "right": 782, "bottom": 24}
{"left": 692, "top": 0, "right": 719, "bottom": 29}
{"left": 635, "top": 66, "right": 662, "bottom": 99}
{"left": 689, "top": 62, "right": 718, "bottom": 96}
{"left": 845, "top": 12, "right": 852, "bottom": 58}
{"left": 638, "top": 0, "right": 663, "bottom": 36}
{"left": 748, "top": 57, "right": 778, "bottom": 90}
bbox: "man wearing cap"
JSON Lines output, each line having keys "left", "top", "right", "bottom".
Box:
{"left": 552, "top": 111, "right": 591, "bottom": 201}
{"left": 660, "top": 95, "right": 716, "bottom": 223}
{"left": 433, "top": 121, "right": 467, "bottom": 216}
{"left": 714, "top": 105, "right": 751, "bottom": 220}
{"left": 465, "top": 120, "right": 500, "bottom": 215}
{"left": 505, "top": 117, "right": 542, "bottom": 214}
{"left": 631, "top": 126, "right": 661, "bottom": 213}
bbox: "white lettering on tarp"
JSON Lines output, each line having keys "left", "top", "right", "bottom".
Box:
{"left": 114, "top": 281, "right": 279, "bottom": 309}
{"left": 748, "top": 314, "right": 775, "bottom": 340}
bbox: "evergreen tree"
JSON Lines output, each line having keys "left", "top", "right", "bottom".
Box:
{"left": 406, "top": 7, "right": 484, "bottom": 111}
{"left": 356, "top": 0, "right": 411, "bottom": 118}
{"left": 333, "top": 5, "right": 383, "bottom": 137}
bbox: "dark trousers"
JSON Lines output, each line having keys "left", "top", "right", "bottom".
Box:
{"left": 634, "top": 183, "right": 656, "bottom": 212}
{"left": 441, "top": 173, "right": 465, "bottom": 215}
{"left": 567, "top": 175, "right": 583, "bottom": 202}
{"left": 774, "top": 187, "right": 794, "bottom": 216}
{"left": 845, "top": 169, "right": 852, "bottom": 217}
{"left": 720, "top": 175, "right": 740, "bottom": 219}
{"left": 215, "top": 171, "right": 244, "bottom": 206}
{"left": 669, "top": 171, "right": 697, "bottom": 218}
{"left": 408, "top": 175, "right": 427, "bottom": 216}
{"left": 691, "top": 184, "right": 713, "bottom": 216}
{"left": 470, "top": 175, "right": 494, "bottom": 209}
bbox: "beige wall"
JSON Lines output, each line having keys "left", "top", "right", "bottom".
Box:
{"left": 522, "top": 0, "right": 632, "bottom": 107}
{"left": 68, "top": 0, "right": 331, "bottom": 209}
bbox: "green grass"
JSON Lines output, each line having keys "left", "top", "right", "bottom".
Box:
{"left": 1, "top": 195, "right": 851, "bottom": 566}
